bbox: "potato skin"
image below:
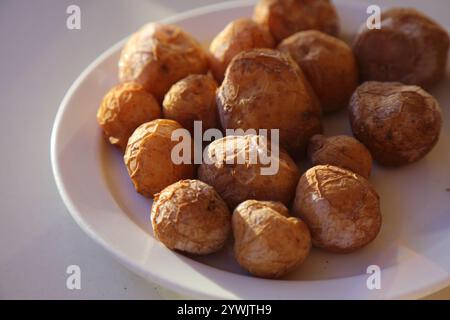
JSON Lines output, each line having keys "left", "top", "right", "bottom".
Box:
{"left": 293, "top": 165, "right": 381, "bottom": 253}
{"left": 349, "top": 81, "right": 442, "bottom": 166}
{"left": 151, "top": 179, "right": 231, "bottom": 255}
{"left": 232, "top": 200, "right": 311, "bottom": 278}
{"left": 278, "top": 30, "right": 358, "bottom": 113}
{"left": 307, "top": 134, "right": 372, "bottom": 178}
{"left": 124, "top": 119, "right": 195, "bottom": 198}
{"left": 198, "top": 135, "right": 300, "bottom": 209}
{"left": 217, "top": 48, "right": 322, "bottom": 156}
{"left": 353, "top": 8, "right": 449, "bottom": 88}
{"left": 253, "top": 0, "right": 339, "bottom": 43}
{"left": 118, "top": 23, "right": 209, "bottom": 102}
{"left": 162, "top": 74, "right": 220, "bottom": 134}
{"left": 96, "top": 82, "right": 161, "bottom": 152}
{"left": 209, "top": 18, "right": 275, "bottom": 82}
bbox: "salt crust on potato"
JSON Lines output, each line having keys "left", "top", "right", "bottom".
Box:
{"left": 349, "top": 81, "right": 442, "bottom": 166}
{"left": 97, "top": 82, "right": 161, "bottom": 152}
{"left": 119, "top": 23, "right": 209, "bottom": 101}
{"left": 198, "top": 135, "right": 300, "bottom": 209}
{"left": 217, "top": 48, "right": 322, "bottom": 157}
{"left": 151, "top": 179, "right": 231, "bottom": 255}
{"left": 124, "top": 119, "right": 195, "bottom": 198}
{"left": 293, "top": 165, "right": 381, "bottom": 253}
{"left": 353, "top": 8, "right": 449, "bottom": 88}
{"left": 233, "top": 200, "right": 311, "bottom": 278}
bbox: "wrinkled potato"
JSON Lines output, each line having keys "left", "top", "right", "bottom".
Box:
{"left": 96, "top": 82, "right": 161, "bottom": 151}
{"left": 162, "top": 74, "right": 220, "bottom": 134}
{"left": 293, "top": 165, "right": 382, "bottom": 253}
{"left": 353, "top": 8, "right": 449, "bottom": 88}
{"left": 217, "top": 48, "right": 322, "bottom": 156}
{"left": 232, "top": 200, "right": 311, "bottom": 278}
{"left": 209, "top": 18, "right": 275, "bottom": 82}
{"left": 278, "top": 30, "right": 358, "bottom": 113}
{"left": 151, "top": 179, "right": 231, "bottom": 255}
{"left": 253, "top": 0, "right": 339, "bottom": 43}
{"left": 198, "top": 135, "right": 300, "bottom": 209}
{"left": 124, "top": 119, "right": 195, "bottom": 198}
{"left": 118, "top": 23, "right": 209, "bottom": 102}
{"left": 307, "top": 134, "right": 372, "bottom": 178}
{"left": 349, "top": 81, "right": 442, "bottom": 166}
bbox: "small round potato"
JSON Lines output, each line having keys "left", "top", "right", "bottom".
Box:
{"left": 151, "top": 179, "right": 231, "bottom": 255}
{"left": 253, "top": 0, "right": 339, "bottom": 43}
{"left": 278, "top": 30, "right": 358, "bottom": 113}
{"left": 124, "top": 119, "right": 195, "bottom": 198}
{"left": 209, "top": 18, "right": 275, "bottom": 82}
{"left": 293, "top": 165, "right": 382, "bottom": 253}
{"left": 217, "top": 48, "right": 322, "bottom": 156}
{"left": 97, "top": 82, "right": 161, "bottom": 151}
{"left": 162, "top": 74, "right": 220, "bottom": 134}
{"left": 118, "top": 23, "right": 209, "bottom": 101}
{"left": 349, "top": 81, "right": 442, "bottom": 166}
{"left": 198, "top": 135, "right": 300, "bottom": 209}
{"left": 353, "top": 8, "right": 449, "bottom": 87}
{"left": 232, "top": 200, "right": 311, "bottom": 278}
{"left": 307, "top": 134, "right": 372, "bottom": 178}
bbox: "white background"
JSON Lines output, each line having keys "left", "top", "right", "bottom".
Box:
{"left": 0, "top": 0, "right": 448, "bottom": 299}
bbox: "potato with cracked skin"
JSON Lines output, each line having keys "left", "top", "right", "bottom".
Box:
{"left": 232, "top": 200, "right": 311, "bottom": 278}
{"left": 97, "top": 82, "right": 161, "bottom": 152}
{"left": 209, "top": 18, "right": 275, "bottom": 82}
{"left": 278, "top": 30, "right": 358, "bottom": 113}
{"left": 124, "top": 119, "right": 195, "bottom": 198}
{"left": 118, "top": 23, "right": 209, "bottom": 102}
{"left": 253, "top": 0, "right": 339, "bottom": 43}
{"left": 353, "top": 8, "right": 449, "bottom": 88}
{"left": 162, "top": 74, "right": 220, "bottom": 134}
{"left": 198, "top": 135, "right": 300, "bottom": 209}
{"left": 293, "top": 165, "right": 382, "bottom": 253}
{"left": 151, "top": 179, "right": 231, "bottom": 255}
{"left": 217, "top": 48, "right": 322, "bottom": 157}
{"left": 349, "top": 81, "right": 442, "bottom": 166}
{"left": 307, "top": 134, "right": 372, "bottom": 178}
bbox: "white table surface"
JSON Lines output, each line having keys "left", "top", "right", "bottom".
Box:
{"left": 0, "top": 0, "right": 448, "bottom": 299}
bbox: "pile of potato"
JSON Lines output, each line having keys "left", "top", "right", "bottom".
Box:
{"left": 97, "top": 0, "right": 448, "bottom": 279}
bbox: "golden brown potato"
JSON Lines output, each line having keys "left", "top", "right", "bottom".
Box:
{"left": 96, "top": 82, "right": 161, "bottom": 151}
{"left": 232, "top": 200, "right": 311, "bottom": 278}
{"left": 253, "top": 0, "right": 339, "bottom": 43}
{"left": 293, "top": 165, "right": 381, "bottom": 253}
{"left": 124, "top": 119, "right": 195, "bottom": 198}
{"left": 353, "top": 8, "right": 449, "bottom": 88}
{"left": 118, "top": 23, "right": 209, "bottom": 102}
{"left": 217, "top": 48, "right": 322, "bottom": 157}
{"left": 151, "top": 179, "right": 231, "bottom": 255}
{"left": 349, "top": 81, "right": 442, "bottom": 166}
{"left": 209, "top": 18, "right": 275, "bottom": 82}
{"left": 162, "top": 74, "right": 220, "bottom": 134}
{"left": 307, "top": 134, "right": 372, "bottom": 178}
{"left": 278, "top": 30, "right": 358, "bottom": 113}
{"left": 198, "top": 135, "right": 300, "bottom": 209}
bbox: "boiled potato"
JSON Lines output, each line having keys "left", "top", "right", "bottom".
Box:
{"left": 119, "top": 23, "right": 209, "bottom": 101}
{"left": 253, "top": 0, "right": 339, "bottom": 42}
{"left": 217, "top": 48, "right": 322, "bottom": 157}
{"left": 209, "top": 18, "right": 275, "bottom": 82}
{"left": 353, "top": 8, "right": 449, "bottom": 87}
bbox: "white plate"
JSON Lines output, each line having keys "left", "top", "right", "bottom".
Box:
{"left": 51, "top": 0, "right": 450, "bottom": 299}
